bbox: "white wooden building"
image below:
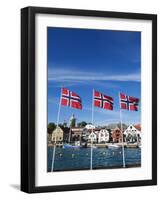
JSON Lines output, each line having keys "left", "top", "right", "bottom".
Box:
{"left": 123, "top": 125, "right": 141, "bottom": 143}
{"left": 51, "top": 126, "right": 64, "bottom": 144}
{"left": 98, "top": 129, "right": 110, "bottom": 143}
{"left": 88, "top": 131, "right": 97, "bottom": 143}
{"left": 85, "top": 124, "right": 95, "bottom": 130}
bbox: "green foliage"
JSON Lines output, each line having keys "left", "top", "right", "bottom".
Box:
{"left": 70, "top": 118, "right": 76, "bottom": 128}
{"left": 47, "top": 123, "right": 56, "bottom": 134}
{"left": 58, "top": 123, "right": 64, "bottom": 129}
{"left": 63, "top": 121, "right": 67, "bottom": 127}
{"left": 77, "top": 121, "right": 87, "bottom": 128}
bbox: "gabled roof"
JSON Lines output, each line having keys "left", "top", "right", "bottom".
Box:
{"left": 62, "top": 127, "right": 70, "bottom": 133}
{"left": 134, "top": 124, "right": 141, "bottom": 131}
{"left": 52, "top": 126, "right": 63, "bottom": 133}
{"left": 85, "top": 124, "right": 95, "bottom": 129}
{"left": 124, "top": 124, "right": 141, "bottom": 133}
{"left": 112, "top": 127, "right": 121, "bottom": 132}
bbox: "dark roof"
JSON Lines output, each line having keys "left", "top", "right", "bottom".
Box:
{"left": 62, "top": 127, "right": 70, "bottom": 133}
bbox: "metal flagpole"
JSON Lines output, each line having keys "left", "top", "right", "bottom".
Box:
{"left": 119, "top": 92, "right": 126, "bottom": 168}
{"left": 90, "top": 89, "right": 94, "bottom": 170}
{"left": 51, "top": 88, "right": 62, "bottom": 172}
{"left": 68, "top": 127, "right": 71, "bottom": 143}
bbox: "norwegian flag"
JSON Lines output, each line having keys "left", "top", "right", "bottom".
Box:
{"left": 119, "top": 93, "right": 139, "bottom": 111}
{"left": 61, "top": 88, "right": 82, "bottom": 109}
{"left": 94, "top": 90, "right": 113, "bottom": 110}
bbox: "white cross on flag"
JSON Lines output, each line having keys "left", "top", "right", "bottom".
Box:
{"left": 119, "top": 93, "right": 139, "bottom": 111}
{"left": 94, "top": 90, "right": 113, "bottom": 110}
{"left": 61, "top": 88, "right": 82, "bottom": 109}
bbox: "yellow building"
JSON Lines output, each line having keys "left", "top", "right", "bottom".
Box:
{"left": 51, "top": 126, "right": 64, "bottom": 144}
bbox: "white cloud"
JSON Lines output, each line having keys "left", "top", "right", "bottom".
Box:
{"left": 83, "top": 106, "right": 140, "bottom": 126}
{"left": 48, "top": 68, "right": 141, "bottom": 83}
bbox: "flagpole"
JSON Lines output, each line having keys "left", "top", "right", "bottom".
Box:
{"left": 68, "top": 127, "right": 71, "bottom": 143}
{"left": 119, "top": 92, "right": 126, "bottom": 168}
{"left": 51, "top": 88, "right": 62, "bottom": 172}
{"left": 90, "top": 89, "right": 94, "bottom": 170}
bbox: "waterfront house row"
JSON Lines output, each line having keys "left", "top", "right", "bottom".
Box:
{"left": 48, "top": 124, "right": 141, "bottom": 145}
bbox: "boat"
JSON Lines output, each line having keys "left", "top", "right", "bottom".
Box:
{"left": 108, "top": 144, "right": 120, "bottom": 149}
{"left": 87, "top": 144, "right": 97, "bottom": 148}
{"left": 63, "top": 143, "right": 81, "bottom": 149}
{"left": 81, "top": 142, "right": 88, "bottom": 148}
{"left": 126, "top": 143, "right": 138, "bottom": 148}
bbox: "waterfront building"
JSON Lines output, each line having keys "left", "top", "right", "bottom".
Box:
{"left": 47, "top": 133, "right": 52, "bottom": 144}
{"left": 51, "top": 126, "right": 64, "bottom": 144}
{"left": 134, "top": 124, "right": 141, "bottom": 131}
{"left": 85, "top": 124, "right": 95, "bottom": 130}
{"left": 82, "top": 124, "right": 96, "bottom": 143}
{"left": 88, "top": 131, "right": 97, "bottom": 143}
{"left": 124, "top": 124, "right": 141, "bottom": 143}
{"left": 111, "top": 127, "right": 122, "bottom": 143}
{"left": 98, "top": 129, "right": 110, "bottom": 143}
{"left": 71, "top": 128, "right": 84, "bottom": 142}
{"left": 81, "top": 128, "right": 89, "bottom": 142}
{"left": 134, "top": 124, "right": 141, "bottom": 144}
{"left": 62, "top": 127, "right": 70, "bottom": 143}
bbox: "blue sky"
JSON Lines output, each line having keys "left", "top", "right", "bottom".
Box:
{"left": 47, "top": 27, "right": 141, "bottom": 126}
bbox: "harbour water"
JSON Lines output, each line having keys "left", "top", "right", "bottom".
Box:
{"left": 48, "top": 147, "right": 141, "bottom": 172}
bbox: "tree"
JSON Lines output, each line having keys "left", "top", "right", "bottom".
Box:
{"left": 77, "top": 121, "right": 87, "bottom": 128}
{"left": 58, "top": 123, "right": 64, "bottom": 129}
{"left": 47, "top": 123, "right": 56, "bottom": 134}
{"left": 70, "top": 114, "right": 76, "bottom": 128}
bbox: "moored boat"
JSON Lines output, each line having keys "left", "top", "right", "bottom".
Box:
{"left": 108, "top": 144, "right": 120, "bottom": 149}
{"left": 126, "top": 143, "right": 138, "bottom": 148}
{"left": 63, "top": 143, "right": 81, "bottom": 149}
